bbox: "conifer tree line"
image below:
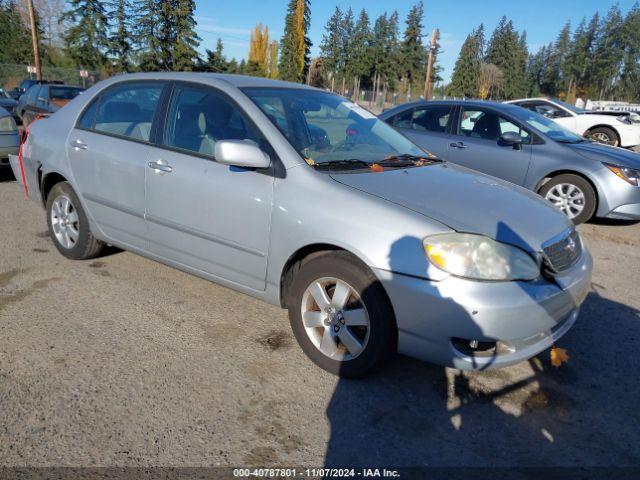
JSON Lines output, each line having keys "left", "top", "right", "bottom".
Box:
{"left": 0, "top": 0, "right": 311, "bottom": 82}
{"left": 3, "top": 0, "right": 640, "bottom": 103}
{"left": 448, "top": 4, "right": 640, "bottom": 102}
{"left": 317, "top": 1, "right": 442, "bottom": 96}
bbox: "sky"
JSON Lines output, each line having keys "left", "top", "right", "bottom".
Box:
{"left": 194, "top": 0, "right": 638, "bottom": 83}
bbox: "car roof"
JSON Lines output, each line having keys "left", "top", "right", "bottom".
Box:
{"left": 380, "top": 99, "right": 526, "bottom": 118}
{"left": 104, "top": 72, "right": 319, "bottom": 90}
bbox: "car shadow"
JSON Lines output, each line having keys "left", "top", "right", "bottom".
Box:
{"left": 588, "top": 217, "right": 639, "bottom": 227}
{"left": 324, "top": 230, "right": 640, "bottom": 469}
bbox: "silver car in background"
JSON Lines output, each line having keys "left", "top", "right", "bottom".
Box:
{"left": 10, "top": 73, "right": 592, "bottom": 377}
{"left": 0, "top": 106, "right": 19, "bottom": 169}
{"left": 381, "top": 100, "right": 640, "bottom": 224}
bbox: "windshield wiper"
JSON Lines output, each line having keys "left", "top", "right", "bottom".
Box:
{"left": 377, "top": 153, "right": 442, "bottom": 167}
{"left": 312, "top": 159, "right": 372, "bottom": 170}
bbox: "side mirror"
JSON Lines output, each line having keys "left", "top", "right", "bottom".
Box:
{"left": 214, "top": 140, "right": 271, "bottom": 169}
{"left": 499, "top": 131, "right": 524, "bottom": 149}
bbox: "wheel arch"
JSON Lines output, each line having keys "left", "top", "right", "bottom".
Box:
{"left": 279, "top": 243, "right": 378, "bottom": 309}
{"left": 39, "top": 170, "right": 69, "bottom": 206}
{"left": 584, "top": 124, "right": 621, "bottom": 145}
{"left": 535, "top": 169, "right": 600, "bottom": 211}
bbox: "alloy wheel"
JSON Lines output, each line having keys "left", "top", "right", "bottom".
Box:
{"left": 300, "top": 277, "right": 370, "bottom": 361}
{"left": 50, "top": 195, "right": 80, "bottom": 249}
{"left": 544, "top": 183, "right": 586, "bottom": 219}
{"left": 589, "top": 132, "right": 615, "bottom": 145}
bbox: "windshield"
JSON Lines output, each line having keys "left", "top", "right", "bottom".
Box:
{"left": 243, "top": 87, "right": 433, "bottom": 169}
{"left": 50, "top": 87, "right": 83, "bottom": 100}
{"left": 550, "top": 97, "right": 585, "bottom": 114}
{"left": 510, "top": 107, "right": 585, "bottom": 143}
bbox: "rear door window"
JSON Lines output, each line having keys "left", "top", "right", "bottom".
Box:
{"left": 410, "top": 105, "right": 453, "bottom": 132}
{"left": 92, "top": 83, "right": 163, "bottom": 142}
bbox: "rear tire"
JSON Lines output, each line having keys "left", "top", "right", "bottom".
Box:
{"left": 586, "top": 126, "right": 619, "bottom": 146}
{"left": 286, "top": 251, "right": 397, "bottom": 378}
{"left": 46, "top": 181, "right": 104, "bottom": 260}
{"left": 539, "top": 174, "right": 597, "bottom": 225}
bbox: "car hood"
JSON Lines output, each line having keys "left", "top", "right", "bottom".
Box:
{"left": 330, "top": 163, "right": 572, "bottom": 253}
{"left": 568, "top": 141, "right": 640, "bottom": 169}
{"left": 580, "top": 113, "right": 627, "bottom": 124}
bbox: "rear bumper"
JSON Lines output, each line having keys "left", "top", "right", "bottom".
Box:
{"left": 376, "top": 246, "right": 592, "bottom": 370}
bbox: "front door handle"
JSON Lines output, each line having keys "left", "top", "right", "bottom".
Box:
{"left": 148, "top": 160, "right": 173, "bottom": 174}
{"left": 449, "top": 142, "right": 467, "bottom": 149}
{"left": 70, "top": 139, "right": 88, "bottom": 150}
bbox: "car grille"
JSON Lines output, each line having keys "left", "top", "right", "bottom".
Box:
{"left": 542, "top": 229, "right": 582, "bottom": 273}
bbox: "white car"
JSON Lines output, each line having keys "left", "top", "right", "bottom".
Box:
{"left": 506, "top": 97, "right": 640, "bottom": 148}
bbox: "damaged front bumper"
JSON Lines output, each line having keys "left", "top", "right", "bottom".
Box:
{"left": 375, "top": 246, "right": 593, "bottom": 370}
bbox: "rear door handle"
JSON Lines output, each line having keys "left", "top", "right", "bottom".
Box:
{"left": 148, "top": 161, "right": 173, "bottom": 174}
{"left": 70, "top": 139, "right": 88, "bottom": 150}
{"left": 449, "top": 142, "right": 467, "bottom": 149}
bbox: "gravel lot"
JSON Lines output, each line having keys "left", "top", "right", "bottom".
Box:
{"left": 1, "top": 168, "right": 639, "bottom": 469}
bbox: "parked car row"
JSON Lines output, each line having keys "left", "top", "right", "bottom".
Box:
{"left": 9, "top": 73, "right": 601, "bottom": 379}
{"left": 380, "top": 100, "right": 640, "bottom": 224}
{"left": 16, "top": 83, "right": 84, "bottom": 125}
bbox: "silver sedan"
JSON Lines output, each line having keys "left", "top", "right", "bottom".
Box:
{"left": 10, "top": 73, "right": 592, "bottom": 377}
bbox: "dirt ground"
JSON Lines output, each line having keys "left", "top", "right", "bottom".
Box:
{"left": 1, "top": 168, "right": 639, "bottom": 469}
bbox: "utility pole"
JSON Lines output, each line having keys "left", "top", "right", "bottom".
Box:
{"left": 26, "top": 0, "right": 41, "bottom": 80}
{"left": 423, "top": 29, "right": 440, "bottom": 100}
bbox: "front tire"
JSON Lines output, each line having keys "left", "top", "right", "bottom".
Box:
{"left": 286, "top": 251, "right": 397, "bottom": 378}
{"left": 586, "top": 126, "right": 619, "bottom": 146}
{"left": 539, "top": 174, "right": 597, "bottom": 225}
{"left": 46, "top": 181, "right": 104, "bottom": 260}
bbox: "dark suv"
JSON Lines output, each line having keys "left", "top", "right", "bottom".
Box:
{"left": 17, "top": 83, "right": 84, "bottom": 125}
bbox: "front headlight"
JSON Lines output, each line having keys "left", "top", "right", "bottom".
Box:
{"left": 0, "top": 115, "right": 17, "bottom": 133}
{"left": 424, "top": 233, "right": 540, "bottom": 281}
{"left": 604, "top": 163, "right": 639, "bottom": 187}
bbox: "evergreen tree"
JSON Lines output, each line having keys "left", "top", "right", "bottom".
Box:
{"left": 350, "top": 9, "right": 373, "bottom": 87}
{"left": 566, "top": 13, "right": 600, "bottom": 99}
{"left": 617, "top": 2, "right": 640, "bottom": 101}
{"left": 172, "top": 0, "right": 200, "bottom": 71}
{"left": 593, "top": 5, "right": 625, "bottom": 99}
{"left": 320, "top": 6, "right": 343, "bottom": 77}
{"left": 341, "top": 7, "right": 355, "bottom": 82}
{"left": 227, "top": 57, "right": 240, "bottom": 74}
{"left": 447, "top": 26, "right": 484, "bottom": 98}
{"left": 279, "top": 0, "right": 311, "bottom": 82}
{"left": 62, "top": 0, "right": 110, "bottom": 70}
{"left": 485, "top": 16, "right": 523, "bottom": 99}
{"left": 0, "top": 1, "right": 33, "bottom": 65}
{"left": 107, "top": 0, "right": 132, "bottom": 72}
{"left": 400, "top": 1, "right": 426, "bottom": 90}
{"left": 134, "top": 0, "right": 161, "bottom": 71}
{"left": 205, "top": 38, "right": 228, "bottom": 72}
{"left": 370, "top": 12, "right": 400, "bottom": 89}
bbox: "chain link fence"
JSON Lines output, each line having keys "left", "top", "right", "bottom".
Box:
{"left": 0, "top": 64, "right": 104, "bottom": 90}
